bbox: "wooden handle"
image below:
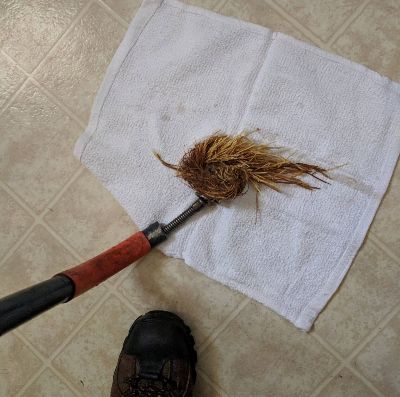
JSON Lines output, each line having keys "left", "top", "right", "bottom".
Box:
{"left": 60, "top": 231, "right": 151, "bottom": 298}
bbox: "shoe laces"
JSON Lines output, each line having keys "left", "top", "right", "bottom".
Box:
{"left": 122, "top": 375, "right": 182, "bottom": 397}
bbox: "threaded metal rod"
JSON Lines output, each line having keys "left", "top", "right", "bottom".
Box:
{"left": 162, "top": 196, "right": 208, "bottom": 234}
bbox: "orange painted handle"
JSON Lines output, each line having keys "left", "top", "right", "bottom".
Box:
{"left": 59, "top": 231, "right": 151, "bottom": 298}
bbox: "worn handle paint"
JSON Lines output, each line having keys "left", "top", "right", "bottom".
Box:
{"left": 0, "top": 232, "right": 151, "bottom": 336}
{"left": 60, "top": 231, "right": 151, "bottom": 298}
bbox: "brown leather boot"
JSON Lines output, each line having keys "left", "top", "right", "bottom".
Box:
{"left": 110, "top": 310, "right": 197, "bottom": 397}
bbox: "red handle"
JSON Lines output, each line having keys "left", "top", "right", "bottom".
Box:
{"left": 59, "top": 231, "right": 151, "bottom": 298}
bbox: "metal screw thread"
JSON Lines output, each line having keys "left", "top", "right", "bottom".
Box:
{"left": 162, "top": 197, "right": 208, "bottom": 234}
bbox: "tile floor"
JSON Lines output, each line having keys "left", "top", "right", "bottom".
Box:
{"left": 0, "top": 0, "right": 399, "bottom": 396}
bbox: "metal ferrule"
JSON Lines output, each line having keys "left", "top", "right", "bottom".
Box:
{"left": 142, "top": 222, "right": 168, "bottom": 247}
{"left": 143, "top": 196, "right": 209, "bottom": 247}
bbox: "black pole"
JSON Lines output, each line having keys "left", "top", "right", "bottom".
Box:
{"left": 0, "top": 197, "right": 209, "bottom": 337}
{"left": 0, "top": 275, "right": 74, "bottom": 336}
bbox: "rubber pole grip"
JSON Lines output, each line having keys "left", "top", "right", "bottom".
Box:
{"left": 0, "top": 276, "right": 74, "bottom": 336}
{"left": 60, "top": 231, "right": 151, "bottom": 298}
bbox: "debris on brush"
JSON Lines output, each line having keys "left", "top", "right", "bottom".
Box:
{"left": 155, "top": 130, "right": 329, "bottom": 203}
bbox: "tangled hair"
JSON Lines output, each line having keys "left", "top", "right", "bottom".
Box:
{"left": 155, "top": 131, "right": 329, "bottom": 203}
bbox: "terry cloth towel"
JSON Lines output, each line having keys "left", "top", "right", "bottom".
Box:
{"left": 75, "top": 0, "right": 400, "bottom": 331}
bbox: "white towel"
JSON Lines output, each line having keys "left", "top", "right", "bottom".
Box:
{"left": 75, "top": 0, "right": 400, "bottom": 331}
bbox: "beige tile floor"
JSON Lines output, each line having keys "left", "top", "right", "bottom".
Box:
{"left": 0, "top": 0, "right": 399, "bottom": 396}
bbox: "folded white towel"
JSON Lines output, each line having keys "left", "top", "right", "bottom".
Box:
{"left": 75, "top": 0, "right": 400, "bottom": 330}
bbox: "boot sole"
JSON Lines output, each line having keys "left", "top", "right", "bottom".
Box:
{"left": 126, "top": 310, "right": 197, "bottom": 381}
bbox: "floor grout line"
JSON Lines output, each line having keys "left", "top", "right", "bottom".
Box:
{"left": 197, "top": 368, "right": 230, "bottom": 397}
{"left": 40, "top": 166, "right": 85, "bottom": 219}
{"left": 13, "top": 291, "right": 112, "bottom": 396}
{"left": 345, "top": 303, "right": 400, "bottom": 363}
{"left": 197, "top": 297, "right": 250, "bottom": 354}
{"left": 0, "top": 76, "right": 30, "bottom": 117}
{"left": 13, "top": 359, "right": 83, "bottom": 397}
{"left": 0, "top": 220, "right": 36, "bottom": 269}
{"left": 30, "top": 78, "right": 88, "bottom": 129}
{"left": 310, "top": 333, "right": 385, "bottom": 397}
{"left": 0, "top": 50, "right": 27, "bottom": 111}
{"left": 1, "top": 50, "right": 88, "bottom": 131}
{"left": 13, "top": 331, "right": 84, "bottom": 397}
{"left": 48, "top": 367, "right": 84, "bottom": 397}
{"left": 326, "top": 0, "right": 370, "bottom": 47}
{"left": 311, "top": 332, "right": 345, "bottom": 362}
{"left": 14, "top": 358, "right": 84, "bottom": 397}
{"left": 0, "top": 49, "right": 29, "bottom": 75}
{"left": 0, "top": 168, "right": 87, "bottom": 268}
{"left": 212, "top": 0, "right": 229, "bottom": 13}
{"left": 19, "top": 291, "right": 111, "bottom": 362}
{"left": 0, "top": 179, "right": 39, "bottom": 219}
{"left": 264, "top": 0, "right": 327, "bottom": 48}
{"left": 369, "top": 232, "right": 400, "bottom": 266}
{"left": 13, "top": 358, "right": 47, "bottom": 397}
{"left": 310, "top": 234, "right": 400, "bottom": 365}
{"left": 1, "top": 0, "right": 129, "bottom": 131}
{"left": 0, "top": 58, "right": 87, "bottom": 131}
{"left": 311, "top": 302, "right": 400, "bottom": 397}
{"left": 109, "top": 287, "right": 142, "bottom": 316}
{"left": 346, "top": 366, "right": 386, "bottom": 397}
{"left": 1, "top": 1, "right": 94, "bottom": 86}
{"left": 27, "top": 2, "right": 94, "bottom": 78}
{"left": 95, "top": 0, "right": 130, "bottom": 28}
{"left": 40, "top": 221, "right": 85, "bottom": 262}
{"left": 0, "top": 1, "right": 93, "bottom": 125}
{"left": 308, "top": 364, "right": 343, "bottom": 397}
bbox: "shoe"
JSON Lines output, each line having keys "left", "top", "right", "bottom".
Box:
{"left": 110, "top": 310, "right": 197, "bottom": 397}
